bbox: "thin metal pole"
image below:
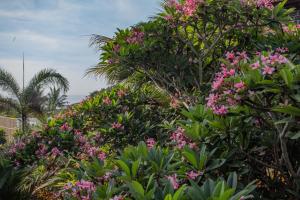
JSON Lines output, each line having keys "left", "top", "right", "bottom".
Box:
{"left": 22, "top": 52, "right": 24, "bottom": 91}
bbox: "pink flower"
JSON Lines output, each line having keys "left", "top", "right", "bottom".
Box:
{"left": 213, "top": 105, "right": 228, "bottom": 115}
{"left": 110, "top": 195, "right": 124, "bottom": 200}
{"left": 234, "top": 81, "right": 246, "bottom": 91}
{"left": 113, "top": 44, "right": 120, "bottom": 53}
{"left": 262, "top": 65, "right": 275, "bottom": 75}
{"left": 60, "top": 123, "right": 70, "bottom": 131}
{"left": 237, "top": 51, "right": 248, "bottom": 61}
{"left": 126, "top": 29, "right": 144, "bottom": 44}
{"left": 251, "top": 61, "right": 260, "bottom": 69}
{"left": 117, "top": 89, "right": 126, "bottom": 98}
{"left": 186, "top": 171, "right": 202, "bottom": 180}
{"left": 98, "top": 151, "right": 106, "bottom": 161}
{"left": 167, "top": 174, "right": 179, "bottom": 189}
{"left": 225, "top": 51, "right": 235, "bottom": 61}
{"left": 170, "top": 97, "right": 180, "bottom": 108}
{"left": 103, "top": 96, "right": 112, "bottom": 105}
{"left": 51, "top": 147, "right": 61, "bottom": 157}
{"left": 212, "top": 76, "right": 224, "bottom": 91}
{"left": 76, "top": 180, "right": 96, "bottom": 191}
{"left": 111, "top": 122, "right": 124, "bottom": 130}
{"left": 296, "top": 24, "right": 300, "bottom": 29}
{"left": 35, "top": 144, "right": 47, "bottom": 157}
{"left": 206, "top": 93, "right": 219, "bottom": 108}
{"left": 102, "top": 172, "right": 112, "bottom": 181}
{"left": 146, "top": 138, "right": 156, "bottom": 149}
{"left": 256, "top": 0, "right": 273, "bottom": 9}
{"left": 164, "top": 15, "right": 173, "bottom": 21}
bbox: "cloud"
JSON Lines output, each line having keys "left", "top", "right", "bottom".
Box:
{"left": 0, "top": 0, "right": 159, "bottom": 96}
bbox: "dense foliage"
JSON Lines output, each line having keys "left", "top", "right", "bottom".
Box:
{"left": 1, "top": 0, "right": 300, "bottom": 199}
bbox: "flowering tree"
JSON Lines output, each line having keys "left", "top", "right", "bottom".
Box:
{"left": 89, "top": 0, "right": 298, "bottom": 103}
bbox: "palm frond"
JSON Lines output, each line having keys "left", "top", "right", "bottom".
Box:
{"left": 25, "top": 69, "right": 69, "bottom": 94}
{"left": 89, "top": 34, "right": 112, "bottom": 51}
{"left": 0, "top": 68, "right": 21, "bottom": 99}
{"left": 0, "top": 95, "right": 21, "bottom": 113}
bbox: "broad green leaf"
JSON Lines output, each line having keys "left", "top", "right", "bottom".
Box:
{"left": 279, "top": 68, "right": 293, "bottom": 88}
{"left": 272, "top": 105, "right": 300, "bottom": 116}
{"left": 131, "top": 181, "right": 144, "bottom": 196}
{"left": 131, "top": 159, "right": 140, "bottom": 178}
{"left": 286, "top": 131, "right": 300, "bottom": 140}
{"left": 182, "top": 148, "right": 198, "bottom": 168}
{"left": 173, "top": 185, "right": 186, "bottom": 200}
{"left": 116, "top": 160, "right": 131, "bottom": 177}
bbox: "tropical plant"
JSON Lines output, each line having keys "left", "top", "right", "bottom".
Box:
{"left": 45, "top": 87, "right": 68, "bottom": 113}
{"left": 0, "top": 68, "right": 69, "bottom": 133}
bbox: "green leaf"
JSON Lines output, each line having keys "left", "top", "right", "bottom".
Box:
{"left": 279, "top": 68, "right": 293, "bottom": 88}
{"left": 182, "top": 148, "right": 198, "bottom": 168}
{"left": 131, "top": 181, "right": 144, "bottom": 196}
{"left": 286, "top": 131, "right": 300, "bottom": 140}
{"left": 226, "top": 172, "right": 237, "bottom": 190}
{"left": 131, "top": 159, "right": 140, "bottom": 178}
{"left": 116, "top": 160, "right": 131, "bottom": 177}
{"left": 272, "top": 105, "right": 300, "bottom": 116}
{"left": 164, "top": 194, "right": 173, "bottom": 200}
{"left": 173, "top": 185, "right": 186, "bottom": 200}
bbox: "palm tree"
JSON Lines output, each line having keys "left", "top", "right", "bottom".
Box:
{"left": 0, "top": 68, "right": 69, "bottom": 133}
{"left": 46, "top": 87, "right": 68, "bottom": 113}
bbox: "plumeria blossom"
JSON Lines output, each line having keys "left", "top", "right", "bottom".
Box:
{"left": 111, "top": 122, "right": 124, "bottom": 130}
{"left": 170, "top": 127, "right": 196, "bottom": 149}
{"left": 51, "top": 147, "right": 62, "bottom": 157}
{"left": 126, "top": 29, "right": 144, "bottom": 44}
{"left": 240, "top": 0, "right": 274, "bottom": 9}
{"left": 187, "top": 170, "right": 203, "bottom": 180}
{"left": 251, "top": 61, "right": 260, "bottom": 69}
{"left": 103, "top": 96, "right": 112, "bottom": 105}
{"left": 262, "top": 65, "right": 275, "bottom": 75}
{"left": 146, "top": 138, "right": 156, "bottom": 149}
{"left": 166, "top": 174, "right": 180, "bottom": 189}
{"left": 207, "top": 50, "right": 289, "bottom": 115}
{"left": 117, "top": 89, "right": 126, "bottom": 98}
{"left": 110, "top": 195, "right": 125, "bottom": 200}
{"left": 167, "top": 0, "right": 203, "bottom": 17}
{"left": 60, "top": 123, "right": 70, "bottom": 131}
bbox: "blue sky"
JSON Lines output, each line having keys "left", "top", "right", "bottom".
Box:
{"left": 0, "top": 0, "right": 161, "bottom": 96}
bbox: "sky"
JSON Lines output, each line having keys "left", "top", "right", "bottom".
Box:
{"left": 0, "top": 0, "right": 161, "bottom": 97}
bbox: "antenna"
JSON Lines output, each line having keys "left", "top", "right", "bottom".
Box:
{"left": 22, "top": 52, "right": 24, "bottom": 91}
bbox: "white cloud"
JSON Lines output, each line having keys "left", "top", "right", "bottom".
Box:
{"left": 0, "top": 30, "right": 60, "bottom": 49}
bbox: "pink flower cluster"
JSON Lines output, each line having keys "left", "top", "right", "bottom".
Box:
{"left": 110, "top": 195, "right": 125, "bottom": 200}
{"left": 186, "top": 170, "right": 203, "bottom": 180}
{"left": 259, "top": 52, "right": 287, "bottom": 75}
{"left": 9, "top": 141, "right": 26, "bottom": 155}
{"left": 240, "top": 0, "right": 274, "bottom": 10}
{"left": 170, "top": 127, "right": 197, "bottom": 149}
{"left": 84, "top": 145, "right": 106, "bottom": 161}
{"left": 167, "top": 0, "right": 203, "bottom": 17}
{"left": 117, "top": 89, "right": 126, "bottom": 98}
{"left": 207, "top": 50, "right": 289, "bottom": 115}
{"left": 126, "top": 29, "right": 144, "bottom": 44}
{"left": 111, "top": 122, "right": 124, "bottom": 130}
{"left": 103, "top": 96, "right": 112, "bottom": 105}
{"left": 51, "top": 147, "right": 62, "bottom": 157}
{"left": 146, "top": 138, "right": 156, "bottom": 149}
{"left": 60, "top": 123, "right": 70, "bottom": 132}
{"left": 166, "top": 174, "right": 180, "bottom": 189}
{"left": 206, "top": 52, "right": 251, "bottom": 115}
{"left": 35, "top": 143, "right": 47, "bottom": 158}
{"left": 64, "top": 180, "right": 96, "bottom": 200}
